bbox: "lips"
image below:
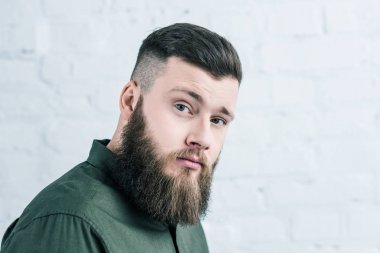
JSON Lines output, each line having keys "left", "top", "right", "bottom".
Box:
{"left": 176, "top": 156, "right": 203, "bottom": 170}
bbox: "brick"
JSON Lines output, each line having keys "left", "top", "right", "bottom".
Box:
{"left": 110, "top": 0, "right": 147, "bottom": 13}
{"left": 0, "top": 121, "right": 45, "bottom": 153}
{"left": 48, "top": 18, "right": 151, "bottom": 57}
{"left": 355, "top": 0, "right": 380, "bottom": 34}
{"left": 341, "top": 172, "right": 376, "bottom": 204}
{"left": 263, "top": 2, "right": 323, "bottom": 36}
{"left": 210, "top": 178, "right": 267, "bottom": 215}
{"left": 293, "top": 242, "right": 379, "bottom": 253}
{"left": 42, "top": 0, "right": 104, "bottom": 20}
{"left": 258, "top": 111, "right": 316, "bottom": 145}
{"left": 223, "top": 110, "right": 273, "bottom": 153}
{"left": 348, "top": 206, "right": 380, "bottom": 238}
{"left": 257, "top": 146, "right": 316, "bottom": 175}
{"left": 267, "top": 172, "right": 375, "bottom": 206}
{"left": 202, "top": 221, "right": 236, "bottom": 253}
{"left": 35, "top": 21, "right": 51, "bottom": 55}
{"left": 319, "top": 75, "right": 380, "bottom": 102}
{"left": 93, "top": 82, "right": 124, "bottom": 114}
{"left": 41, "top": 56, "right": 125, "bottom": 94}
{"left": 260, "top": 36, "right": 364, "bottom": 72}
{"left": 49, "top": 21, "right": 110, "bottom": 54}
{"left": 376, "top": 110, "right": 380, "bottom": 131}
{"left": 375, "top": 172, "right": 380, "bottom": 203}
{"left": 0, "top": 59, "right": 38, "bottom": 85}
{"left": 235, "top": 76, "right": 272, "bottom": 109}
{"left": 43, "top": 119, "right": 113, "bottom": 155}
{"left": 291, "top": 210, "right": 342, "bottom": 240}
{"left": 272, "top": 78, "right": 315, "bottom": 107}
{"left": 40, "top": 55, "right": 73, "bottom": 84}
{"left": 49, "top": 95, "right": 97, "bottom": 118}
{"left": 235, "top": 110, "right": 317, "bottom": 144}
{"left": 0, "top": 89, "right": 53, "bottom": 118}
{"left": 0, "top": 24, "right": 37, "bottom": 56}
{"left": 211, "top": 241, "right": 380, "bottom": 253}
{"left": 214, "top": 143, "right": 260, "bottom": 178}
{"left": 316, "top": 138, "right": 380, "bottom": 172}
{"left": 70, "top": 55, "right": 128, "bottom": 82}
{"left": 315, "top": 106, "right": 378, "bottom": 137}
{"left": 326, "top": 243, "right": 380, "bottom": 253}
{"left": 368, "top": 38, "right": 380, "bottom": 65}
{"left": 206, "top": 215, "right": 288, "bottom": 250}
{"left": 99, "top": 21, "right": 148, "bottom": 58}
{"left": 234, "top": 214, "right": 289, "bottom": 243}
{"left": 210, "top": 8, "right": 262, "bottom": 40}
{"left": 0, "top": 0, "right": 42, "bottom": 23}
{"left": 267, "top": 175, "right": 339, "bottom": 207}
{"left": 325, "top": 2, "right": 359, "bottom": 34}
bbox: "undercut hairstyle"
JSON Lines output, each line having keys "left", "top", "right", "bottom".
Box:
{"left": 131, "top": 23, "right": 242, "bottom": 93}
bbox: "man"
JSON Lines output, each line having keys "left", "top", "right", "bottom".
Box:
{"left": 1, "top": 23, "right": 242, "bottom": 252}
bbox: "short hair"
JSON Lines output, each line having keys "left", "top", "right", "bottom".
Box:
{"left": 131, "top": 23, "right": 242, "bottom": 93}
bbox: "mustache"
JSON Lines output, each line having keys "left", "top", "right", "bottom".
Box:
{"left": 167, "top": 148, "right": 210, "bottom": 168}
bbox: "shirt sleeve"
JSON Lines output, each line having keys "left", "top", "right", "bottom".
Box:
{"left": 1, "top": 214, "right": 108, "bottom": 253}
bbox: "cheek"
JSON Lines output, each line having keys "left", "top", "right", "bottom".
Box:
{"left": 144, "top": 106, "right": 187, "bottom": 151}
{"left": 210, "top": 130, "right": 228, "bottom": 158}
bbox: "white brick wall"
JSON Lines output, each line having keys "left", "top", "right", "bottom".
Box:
{"left": 1, "top": 0, "right": 380, "bottom": 252}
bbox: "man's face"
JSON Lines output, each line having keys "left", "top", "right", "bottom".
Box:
{"left": 141, "top": 57, "right": 239, "bottom": 179}
{"left": 112, "top": 57, "right": 239, "bottom": 225}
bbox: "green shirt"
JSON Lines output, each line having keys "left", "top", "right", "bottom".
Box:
{"left": 1, "top": 140, "right": 209, "bottom": 253}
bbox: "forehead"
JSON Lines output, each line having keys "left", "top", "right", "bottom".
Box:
{"left": 150, "top": 57, "right": 239, "bottom": 108}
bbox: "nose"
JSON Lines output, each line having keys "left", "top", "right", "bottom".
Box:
{"left": 185, "top": 118, "right": 212, "bottom": 150}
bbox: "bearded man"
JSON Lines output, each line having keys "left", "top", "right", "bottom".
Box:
{"left": 0, "top": 23, "right": 242, "bottom": 253}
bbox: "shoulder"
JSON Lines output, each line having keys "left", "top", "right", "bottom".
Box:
{"left": 1, "top": 213, "right": 109, "bottom": 253}
{"left": 22, "top": 161, "right": 108, "bottom": 219}
{"left": 11, "top": 161, "right": 119, "bottom": 235}
{"left": 1, "top": 162, "right": 115, "bottom": 252}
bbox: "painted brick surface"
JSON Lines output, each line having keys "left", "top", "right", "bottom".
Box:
{"left": 1, "top": 0, "right": 380, "bottom": 252}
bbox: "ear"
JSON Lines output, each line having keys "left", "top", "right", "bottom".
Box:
{"left": 119, "top": 80, "right": 141, "bottom": 121}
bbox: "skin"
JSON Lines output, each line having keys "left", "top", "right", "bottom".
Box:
{"left": 107, "top": 56, "right": 239, "bottom": 178}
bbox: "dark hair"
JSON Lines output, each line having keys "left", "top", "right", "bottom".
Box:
{"left": 131, "top": 23, "right": 242, "bottom": 93}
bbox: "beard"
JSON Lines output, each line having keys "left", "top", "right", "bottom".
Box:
{"left": 109, "top": 97, "right": 218, "bottom": 226}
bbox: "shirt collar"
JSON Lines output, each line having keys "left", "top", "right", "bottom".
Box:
{"left": 86, "top": 139, "right": 117, "bottom": 171}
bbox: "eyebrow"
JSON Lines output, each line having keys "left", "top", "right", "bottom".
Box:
{"left": 169, "top": 87, "right": 235, "bottom": 120}
{"left": 170, "top": 87, "right": 203, "bottom": 103}
{"left": 221, "top": 106, "right": 235, "bottom": 120}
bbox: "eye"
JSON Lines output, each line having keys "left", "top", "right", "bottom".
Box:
{"left": 175, "top": 103, "right": 190, "bottom": 113}
{"left": 211, "top": 117, "right": 227, "bottom": 126}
